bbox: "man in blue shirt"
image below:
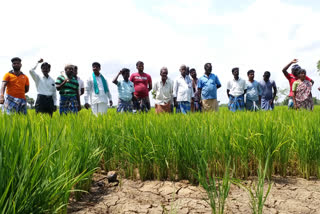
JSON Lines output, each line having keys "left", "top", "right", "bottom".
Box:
{"left": 197, "top": 63, "right": 221, "bottom": 112}
{"left": 246, "top": 70, "right": 261, "bottom": 111}
{"left": 259, "top": 71, "right": 277, "bottom": 110}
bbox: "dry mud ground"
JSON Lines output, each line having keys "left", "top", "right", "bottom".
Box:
{"left": 69, "top": 173, "right": 320, "bottom": 214}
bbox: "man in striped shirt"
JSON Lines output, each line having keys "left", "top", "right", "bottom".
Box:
{"left": 55, "top": 65, "right": 80, "bottom": 114}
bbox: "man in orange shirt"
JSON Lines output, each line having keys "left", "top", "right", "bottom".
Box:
{"left": 0, "top": 57, "right": 30, "bottom": 114}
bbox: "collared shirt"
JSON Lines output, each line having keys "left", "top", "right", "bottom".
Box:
{"left": 117, "top": 80, "right": 135, "bottom": 101}
{"left": 285, "top": 73, "right": 311, "bottom": 97}
{"left": 84, "top": 74, "right": 112, "bottom": 105}
{"left": 197, "top": 73, "right": 221, "bottom": 100}
{"left": 246, "top": 80, "right": 261, "bottom": 101}
{"left": 173, "top": 75, "right": 194, "bottom": 102}
{"left": 227, "top": 78, "right": 247, "bottom": 97}
{"left": 55, "top": 75, "right": 79, "bottom": 97}
{"left": 29, "top": 63, "right": 57, "bottom": 105}
{"left": 153, "top": 78, "right": 173, "bottom": 105}
{"left": 3, "top": 70, "right": 29, "bottom": 99}
{"left": 77, "top": 76, "right": 84, "bottom": 94}
{"left": 259, "top": 79, "right": 276, "bottom": 100}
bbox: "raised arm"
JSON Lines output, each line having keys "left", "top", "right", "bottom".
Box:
{"left": 112, "top": 70, "right": 122, "bottom": 85}
{"left": 282, "top": 59, "right": 298, "bottom": 77}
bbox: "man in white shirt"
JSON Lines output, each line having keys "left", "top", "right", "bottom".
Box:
{"left": 84, "top": 62, "right": 113, "bottom": 115}
{"left": 173, "top": 65, "right": 194, "bottom": 114}
{"left": 29, "top": 58, "right": 57, "bottom": 116}
{"left": 153, "top": 67, "right": 173, "bottom": 113}
{"left": 227, "top": 67, "right": 247, "bottom": 112}
{"left": 74, "top": 66, "right": 84, "bottom": 96}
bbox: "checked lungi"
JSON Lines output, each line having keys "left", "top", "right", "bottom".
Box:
{"left": 117, "top": 99, "right": 133, "bottom": 113}
{"left": 59, "top": 95, "right": 79, "bottom": 115}
{"left": 228, "top": 95, "right": 245, "bottom": 112}
{"left": 4, "top": 94, "right": 27, "bottom": 115}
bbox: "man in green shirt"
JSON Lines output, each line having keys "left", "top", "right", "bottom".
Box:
{"left": 55, "top": 64, "right": 80, "bottom": 114}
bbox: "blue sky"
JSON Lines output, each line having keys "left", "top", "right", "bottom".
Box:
{"left": 0, "top": 0, "right": 320, "bottom": 104}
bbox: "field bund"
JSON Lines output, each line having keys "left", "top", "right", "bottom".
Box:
{"left": 1, "top": 107, "right": 320, "bottom": 213}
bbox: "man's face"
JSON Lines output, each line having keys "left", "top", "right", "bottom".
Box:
{"left": 122, "top": 71, "right": 130, "bottom": 79}
{"left": 41, "top": 65, "right": 50, "bottom": 75}
{"left": 180, "top": 66, "right": 186, "bottom": 76}
{"left": 263, "top": 74, "right": 270, "bottom": 81}
{"left": 190, "top": 70, "right": 197, "bottom": 79}
{"left": 137, "top": 63, "right": 144, "bottom": 72}
{"left": 93, "top": 65, "right": 100, "bottom": 73}
{"left": 12, "top": 61, "right": 22, "bottom": 71}
{"left": 66, "top": 67, "right": 74, "bottom": 76}
{"left": 248, "top": 72, "right": 254, "bottom": 80}
{"left": 232, "top": 69, "right": 239, "bottom": 77}
{"left": 205, "top": 64, "right": 212, "bottom": 73}
{"left": 292, "top": 69, "right": 299, "bottom": 77}
{"left": 160, "top": 70, "right": 168, "bottom": 79}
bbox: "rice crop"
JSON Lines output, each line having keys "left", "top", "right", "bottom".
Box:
{"left": 1, "top": 106, "right": 320, "bottom": 213}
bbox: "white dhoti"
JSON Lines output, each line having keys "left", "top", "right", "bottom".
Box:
{"left": 91, "top": 103, "right": 108, "bottom": 116}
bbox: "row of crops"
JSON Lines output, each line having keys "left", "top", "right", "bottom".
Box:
{"left": 1, "top": 107, "right": 320, "bottom": 213}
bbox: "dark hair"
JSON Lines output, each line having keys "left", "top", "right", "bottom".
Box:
{"left": 136, "top": 61, "right": 144, "bottom": 66}
{"left": 292, "top": 64, "right": 301, "bottom": 72}
{"left": 11, "top": 57, "right": 21, "bottom": 63}
{"left": 263, "top": 71, "right": 271, "bottom": 76}
{"left": 41, "top": 62, "right": 51, "bottom": 69}
{"left": 92, "top": 62, "right": 101, "bottom": 68}
{"left": 247, "top": 70, "right": 255, "bottom": 75}
{"left": 297, "top": 69, "right": 306, "bottom": 75}
{"left": 189, "top": 68, "right": 196, "bottom": 73}
{"left": 121, "top": 68, "right": 130, "bottom": 73}
{"left": 232, "top": 67, "right": 239, "bottom": 73}
{"left": 204, "top": 63, "right": 211, "bottom": 69}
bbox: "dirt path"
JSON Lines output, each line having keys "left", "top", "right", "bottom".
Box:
{"left": 69, "top": 174, "right": 320, "bottom": 214}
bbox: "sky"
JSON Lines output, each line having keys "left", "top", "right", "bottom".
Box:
{"left": 1, "top": 0, "right": 320, "bottom": 104}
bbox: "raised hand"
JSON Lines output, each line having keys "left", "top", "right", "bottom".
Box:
{"left": 38, "top": 58, "right": 44, "bottom": 63}
{"left": 292, "top": 59, "right": 298, "bottom": 64}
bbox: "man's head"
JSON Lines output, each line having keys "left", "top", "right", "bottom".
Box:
{"left": 64, "top": 64, "right": 74, "bottom": 77}
{"left": 263, "top": 71, "right": 271, "bottom": 81}
{"left": 92, "top": 62, "right": 101, "bottom": 74}
{"left": 160, "top": 67, "right": 168, "bottom": 80}
{"left": 41, "top": 62, "right": 51, "bottom": 76}
{"left": 247, "top": 70, "right": 255, "bottom": 81}
{"left": 179, "top": 64, "right": 187, "bottom": 76}
{"left": 136, "top": 61, "right": 144, "bottom": 72}
{"left": 190, "top": 68, "right": 197, "bottom": 79}
{"left": 74, "top": 65, "right": 78, "bottom": 77}
{"left": 232, "top": 67, "right": 239, "bottom": 78}
{"left": 204, "top": 63, "right": 212, "bottom": 74}
{"left": 11, "top": 57, "right": 22, "bottom": 72}
{"left": 121, "top": 68, "right": 130, "bottom": 80}
{"left": 291, "top": 64, "right": 301, "bottom": 77}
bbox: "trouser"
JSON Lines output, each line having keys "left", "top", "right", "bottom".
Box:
{"left": 35, "top": 94, "right": 54, "bottom": 116}
{"left": 92, "top": 103, "right": 108, "bottom": 116}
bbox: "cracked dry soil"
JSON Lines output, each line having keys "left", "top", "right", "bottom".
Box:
{"left": 68, "top": 173, "right": 320, "bottom": 214}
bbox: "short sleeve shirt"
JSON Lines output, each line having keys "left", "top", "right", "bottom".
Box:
{"left": 3, "top": 71, "right": 29, "bottom": 99}
{"left": 55, "top": 75, "right": 79, "bottom": 97}
{"left": 246, "top": 80, "right": 261, "bottom": 101}
{"left": 197, "top": 73, "right": 221, "bottom": 100}
{"left": 117, "top": 80, "right": 135, "bottom": 101}
{"left": 129, "top": 72, "right": 152, "bottom": 98}
{"left": 259, "top": 80, "right": 276, "bottom": 100}
{"left": 227, "top": 78, "right": 247, "bottom": 97}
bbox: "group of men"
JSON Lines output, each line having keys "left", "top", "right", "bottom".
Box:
{"left": 0, "top": 57, "right": 316, "bottom": 116}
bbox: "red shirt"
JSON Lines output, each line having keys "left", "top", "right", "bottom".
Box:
{"left": 129, "top": 72, "right": 152, "bottom": 98}
{"left": 285, "top": 73, "right": 311, "bottom": 97}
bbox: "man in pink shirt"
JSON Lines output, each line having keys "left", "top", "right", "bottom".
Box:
{"left": 282, "top": 59, "right": 314, "bottom": 109}
{"left": 129, "top": 61, "right": 152, "bottom": 112}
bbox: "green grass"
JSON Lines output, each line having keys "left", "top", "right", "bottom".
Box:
{"left": 1, "top": 106, "right": 320, "bottom": 213}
